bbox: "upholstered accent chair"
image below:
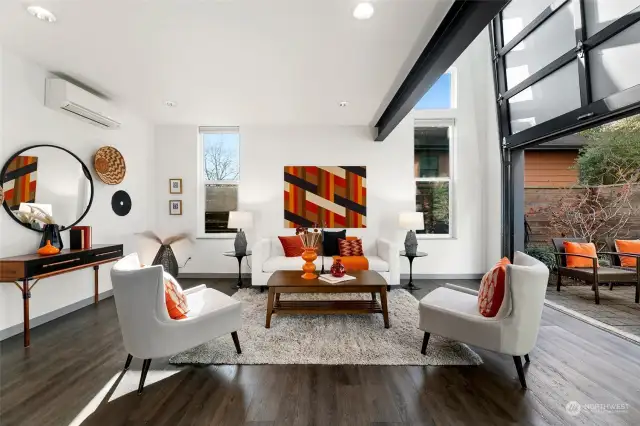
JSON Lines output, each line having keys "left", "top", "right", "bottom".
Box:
{"left": 110, "top": 253, "right": 243, "bottom": 394}
{"left": 418, "top": 252, "right": 549, "bottom": 389}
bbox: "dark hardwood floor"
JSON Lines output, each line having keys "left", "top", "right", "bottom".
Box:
{"left": 1, "top": 278, "right": 640, "bottom": 426}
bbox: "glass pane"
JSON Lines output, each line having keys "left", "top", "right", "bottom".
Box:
{"left": 584, "top": 0, "right": 640, "bottom": 37}
{"left": 501, "top": 0, "right": 553, "bottom": 45}
{"left": 414, "top": 127, "right": 450, "bottom": 178}
{"left": 204, "top": 184, "right": 238, "bottom": 233}
{"left": 416, "top": 181, "right": 450, "bottom": 235}
{"left": 505, "top": 1, "right": 576, "bottom": 89}
{"left": 203, "top": 132, "right": 239, "bottom": 181}
{"left": 414, "top": 73, "right": 451, "bottom": 109}
{"left": 508, "top": 61, "right": 581, "bottom": 134}
{"left": 589, "top": 19, "right": 640, "bottom": 101}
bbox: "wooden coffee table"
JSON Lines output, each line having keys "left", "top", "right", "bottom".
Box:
{"left": 265, "top": 270, "right": 390, "bottom": 328}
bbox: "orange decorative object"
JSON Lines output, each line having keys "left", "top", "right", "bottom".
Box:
{"left": 564, "top": 241, "right": 598, "bottom": 268}
{"left": 301, "top": 247, "right": 318, "bottom": 279}
{"left": 37, "top": 240, "right": 60, "bottom": 256}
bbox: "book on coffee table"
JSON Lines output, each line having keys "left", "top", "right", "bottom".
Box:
{"left": 318, "top": 274, "right": 356, "bottom": 284}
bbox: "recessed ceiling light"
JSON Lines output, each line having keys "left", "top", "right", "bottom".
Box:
{"left": 26, "top": 6, "right": 57, "bottom": 23}
{"left": 353, "top": 2, "right": 374, "bottom": 20}
{"left": 339, "top": 101, "right": 349, "bottom": 107}
{"left": 164, "top": 100, "right": 178, "bottom": 108}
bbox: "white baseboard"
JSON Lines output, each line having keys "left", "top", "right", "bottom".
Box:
{"left": 0, "top": 290, "right": 113, "bottom": 341}
{"left": 403, "top": 273, "right": 483, "bottom": 280}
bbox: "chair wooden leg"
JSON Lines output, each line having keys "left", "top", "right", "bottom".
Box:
{"left": 421, "top": 332, "right": 430, "bottom": 355}
{"left": 231, "top": 331, "right": 242, "bottom": 354}
{"left": 556, "top": 272, "right": 562, "bottom": 291}
{"left": 513, "top": 356, "right": 527, "bottom": 389}
{"left": 124, "top": 354, "right": 133, "bottom": 371}
{"left": 524, "top": 354, "right": 530, "bottom": 363}
{"left": 609, "top": 282, "right": 614, "bottom": 290}
{"left": 138, "top": 359, "right": 152, "bottom": 395}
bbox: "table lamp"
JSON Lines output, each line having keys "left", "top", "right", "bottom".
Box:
{"left": 399, "top": 212, "right": 425, "bottom": 256}
{"left": 228, "top": 211, "right": 253, "bottom": 254}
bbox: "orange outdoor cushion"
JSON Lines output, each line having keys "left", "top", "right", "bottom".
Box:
{"left": 564, "top": 241, "right": 598, "bottom": 268}
{"left": 278, "top": 235, "right": 304, "bottom": 257}
{"left": 615, "top": 240, "right": 640, "bottom": 268}
{"left": 477, "top": 257, "right": 510, "bottom": 317}
{"left": 333, "top": 255, "right": 369, "bottom": 271}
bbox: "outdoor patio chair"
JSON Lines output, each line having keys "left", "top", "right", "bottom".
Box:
{"left": 552, "top": 238, "right": 640, "bottom": 305}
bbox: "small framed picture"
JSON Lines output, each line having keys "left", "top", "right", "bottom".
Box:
{"left": 169, "top": 178, "right": 182, "bottom": 194}
{"left": 169, "top": 200, "right": 182, "bottom": 215}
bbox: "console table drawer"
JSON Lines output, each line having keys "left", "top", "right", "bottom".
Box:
{"left": 85, "top": 246, "right": 123, "bottom": 264}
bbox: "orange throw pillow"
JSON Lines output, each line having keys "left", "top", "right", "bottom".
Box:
{"left": 278, "top": 235, "right": 304, "bottom": 257}
{"left": 615, "top": 240, "right": 640, "bottom": 268}
{"left": 478, "top": 257, "right": 510, "bottom": 318}
{"left": 333, "top": 255, "right": 369, "bottom": 271}
{"left": 564, "top": 241, "right": 598, "bottom": 268}
{"left": 338, "top": 238, "right": 364, "bottom": 256}
{"left": 164, "top": 272, "right": 189, "bottom": 319}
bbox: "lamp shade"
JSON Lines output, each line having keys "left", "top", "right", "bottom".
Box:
{"left": 228, "top": 211, "right": 253, "bottom": 229}
{"left": 399, "top": 212, "right": 425, "bottom": 231}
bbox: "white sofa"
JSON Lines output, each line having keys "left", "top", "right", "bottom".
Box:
{"left": 251, "top": 237, "right": 399, "bottom": 287}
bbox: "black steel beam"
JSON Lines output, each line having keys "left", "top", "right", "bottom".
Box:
{"left": 505, "top": 83, "right": 640, "bottom": 149}
{"left": 374, "top": 0, "right": 508, "bottom": 142}
{"left": 499, "top": 0, "right": 569, "bottom": 56}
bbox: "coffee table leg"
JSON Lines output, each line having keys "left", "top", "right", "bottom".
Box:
{"left": 380, "top": 286, "right": 390, "bottom": 328}
{"left": 266, "top": 287, "right": 275, "bottom": 328}
{"left": 371, "top": 292, "right": 376, "bottom": 301}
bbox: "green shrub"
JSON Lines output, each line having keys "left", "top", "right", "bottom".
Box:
{"left": 525, "top": 245, "right": 557, "bottom": 271}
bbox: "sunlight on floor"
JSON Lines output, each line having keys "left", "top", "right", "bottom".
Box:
{"left": 68, "top": 368, "right": 183, "bottom": 426}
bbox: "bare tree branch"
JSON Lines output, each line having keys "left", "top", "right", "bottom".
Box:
{"left": 204, "top": 140, "right": 239, "bottom": 181}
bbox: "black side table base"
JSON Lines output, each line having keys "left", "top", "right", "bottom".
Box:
{"left": 402, "top": 283, "right": 421, "bottom": 291}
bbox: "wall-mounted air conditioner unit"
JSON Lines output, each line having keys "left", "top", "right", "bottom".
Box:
{"left": 45, "top": 78, "right": 121, "bottom": 129}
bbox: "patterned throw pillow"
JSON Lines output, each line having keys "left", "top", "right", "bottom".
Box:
{"left": 477, "top": 257, "right": 510, "bottom": 318}
{"left": 164, "top": 272, "right": 189, "bottom": 319}
{"left": 338, "top": 238, "right": 364, "bottom": 257}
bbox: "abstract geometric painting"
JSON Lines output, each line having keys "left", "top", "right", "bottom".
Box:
{"left": 2, "top": 156, "right": 38, "bottom": 210}
{"left": 284, "top": 166, "right": 366, "bottom": 228}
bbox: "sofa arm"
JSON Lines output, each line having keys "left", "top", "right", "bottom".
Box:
{"left": 377, "top": 238, "right": 400, "bottom": 285}
{"left": 251, "top": 238, "right": 271, "bottom": 273}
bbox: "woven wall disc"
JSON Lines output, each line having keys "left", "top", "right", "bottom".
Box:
{"left": 94, "top": 146, "right": 126, "bottom": 185}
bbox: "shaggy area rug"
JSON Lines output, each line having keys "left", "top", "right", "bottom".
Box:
{"left": 169, "top": 288, "right": 482, "bottom": 366}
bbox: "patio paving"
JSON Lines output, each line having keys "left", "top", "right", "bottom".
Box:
{"left": 545, "top": 279, "right": 640, "bottom": 337}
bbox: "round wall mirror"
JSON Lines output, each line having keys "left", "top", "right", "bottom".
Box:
{"left": 1, "top": 144, "right": 94, "bottom": 232}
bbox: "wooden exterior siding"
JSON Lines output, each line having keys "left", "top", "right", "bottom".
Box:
{"left": 524, "top": 151, "right": 579, "bottom": 187}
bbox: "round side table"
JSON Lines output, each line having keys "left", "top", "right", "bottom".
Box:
{"left": 224, "top": 250, "right": 252, "bottom": 289}
{"left": 400, "top": 250, "right": 428, "bottom": 291}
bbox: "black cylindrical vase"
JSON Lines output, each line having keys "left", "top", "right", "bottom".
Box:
{"left": 40, "top": 224, "right": 63, "bottom": 250}
{"left": 152, "top": 244, "right": 179, "bottom": 277}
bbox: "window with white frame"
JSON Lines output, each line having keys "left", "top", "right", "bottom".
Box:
{"left": 198, "top": 127, "right": 239, "bottom": 235}
{"left": 414, "top": 120, "right": 454, "bottom": 236}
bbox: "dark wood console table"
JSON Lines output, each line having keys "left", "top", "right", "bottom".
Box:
{"left": 0, "top": 244, "right": 123, "bottom": 347}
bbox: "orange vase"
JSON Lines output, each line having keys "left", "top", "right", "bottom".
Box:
{"left": 301, "top": 247, "right": 318, "bottom": 279}
{"left": 38, "top": 240, "right": 60, "bottom": 256}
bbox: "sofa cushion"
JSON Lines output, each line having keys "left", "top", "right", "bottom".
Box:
{"left": 334, "top": 255, "right": 368, "bottom": 271}
{"left": 278, "top": 235, "right": 304, "bottom": 257}
{"left": 338, "top": 238, "right": 364, "bottom": 256}
{"left": 322, "top": 230, "right": 346, "bottom": 256}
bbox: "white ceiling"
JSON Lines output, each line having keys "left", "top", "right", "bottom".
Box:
{"left": 0, "top": 0, "right": 451, "bottom": 126}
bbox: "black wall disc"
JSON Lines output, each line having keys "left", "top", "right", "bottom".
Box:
{"left": 111, "top": 190, "right": 132, "bottom": 216}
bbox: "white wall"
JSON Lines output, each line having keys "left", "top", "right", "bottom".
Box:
{"left": 0, "top": 47, "right": 155, "bottom": 336}
{"left": 153, "top": 32, "right": 501, "bottom": 278}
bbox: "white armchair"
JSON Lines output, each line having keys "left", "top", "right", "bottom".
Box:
{"left": 110, "top": 253, "right": 243, "bottom": 394}
{"left": 418, "top": 251, "right": 549, "bottom": 388}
